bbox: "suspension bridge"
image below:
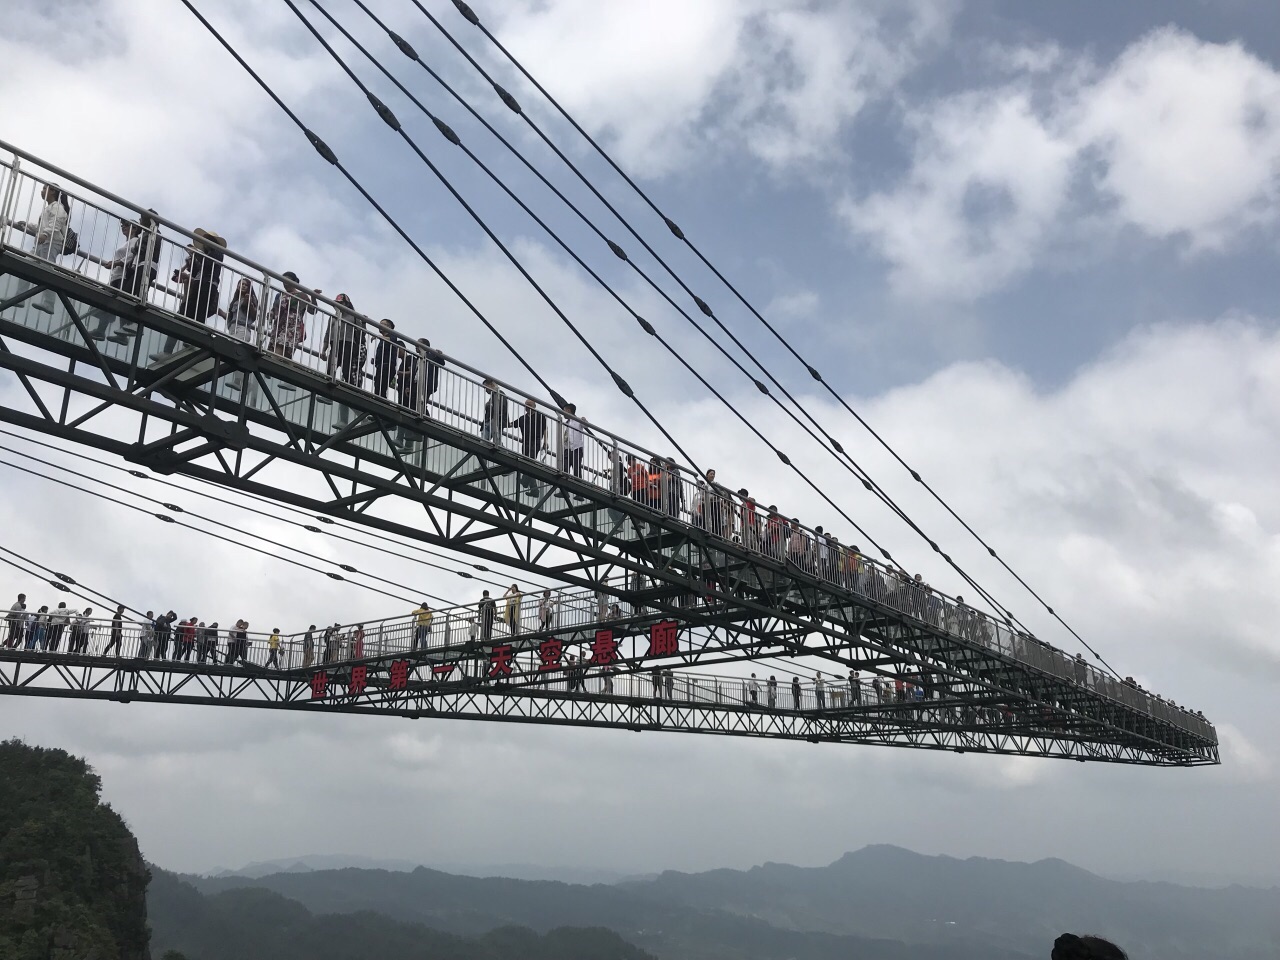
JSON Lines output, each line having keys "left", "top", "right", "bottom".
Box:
{"left": 0, "top": 136, "right": 1216, "bottom": 766}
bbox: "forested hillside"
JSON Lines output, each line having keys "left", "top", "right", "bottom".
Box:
{"left": 0, "top": 739, "right": 152, "bottom": 960}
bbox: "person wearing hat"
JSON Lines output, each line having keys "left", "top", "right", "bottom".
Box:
{"left": 176, "top": 227, "right": 225, "bottom": 323}
{"left": 268, "top": 271, "right": 318, "bottom": 360}
{"left": 154, "top": 227, "right": 226, "bottom": 358}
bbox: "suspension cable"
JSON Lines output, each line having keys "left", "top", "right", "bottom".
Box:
{"left": 437, "top": 0, "right": 1118, "bottom": 674}
{"left": 0, "top": 428, "right": 548, "bottom": 593}
{"left": 0, "top": 456, "right": 422, "bottom": 605}
{"left": 296, "top": 0, "right": 1023, "bottom": 629}
{"left": 0, "top": 545, "right": 140, "bottom": 617}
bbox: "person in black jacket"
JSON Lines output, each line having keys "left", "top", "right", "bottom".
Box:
{"left": 371, "top": 319, "right": 401, "bottom": 400}
{"left": 103, "top": 605, "right": 125, "bottom": 657}
{"left": 153, "top": 610, "right": 175, "bottom": 659}
{"left": 513, "top": 397, "right": 547, "bottom": 494}
{"left": 421, "top": 339, "right": 442, "bottom": 412}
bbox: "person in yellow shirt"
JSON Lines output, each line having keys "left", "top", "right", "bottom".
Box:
{"left": 503, "top": 584, "right": 522, "bottom": 635}
{"left": 266, "top": 627, "right": 281, "bottom": 669}
{"left": 413, "top": 601, "right": 433, "bottom": 652}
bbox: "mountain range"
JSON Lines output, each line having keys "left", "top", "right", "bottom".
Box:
{"left": 166, "top": 844, "right": 1280, "bottom": 960}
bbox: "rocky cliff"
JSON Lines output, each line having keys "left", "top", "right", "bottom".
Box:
{"left": 0, "top": 739, "right": 151, "bottom": 960}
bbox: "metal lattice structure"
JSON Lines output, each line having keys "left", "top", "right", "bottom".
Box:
{"left": 0, "top": 145, "right": 1217, "bottom": 766}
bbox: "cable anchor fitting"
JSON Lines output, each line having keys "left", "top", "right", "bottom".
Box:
{"left": 432, "top": 117, "right": 461, "bottom": 146}
{"left": 493, "top": 83, "right": 522, "bottom": 115}
{"left": 367, "top": 93, "right": 401, "bottom": 131}
{"left": 453, "top": 0, "right": 480, "bottom": 26}
{"left": 388, "top": 31, "right": 419, "bottom": 61}
{"left": 305, "top": 129, "right": 338, "bottom": 165}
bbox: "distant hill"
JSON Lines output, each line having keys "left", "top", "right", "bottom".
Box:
{"left": 212, "top": 854, "right": 635, "bottom": 885}
{"left": 148, "top": 869, "right": 656, "bottom": 960}
{"left": 0, "top": 739, "right": 152, "bottom": 960}
{"left": 180, "top": 845, "right": 1280, "bottom": 960}
{"left": 181, "top": 863, "right": 1030, "bottom": 960}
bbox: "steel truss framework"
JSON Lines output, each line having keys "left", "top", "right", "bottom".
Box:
{"left": 0, "top": 252, "right": 1218, "bottom": 766}
{"left": 0, "top": 650, "right": 1176, "bottom": 764}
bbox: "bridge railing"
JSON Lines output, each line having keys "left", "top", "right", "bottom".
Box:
{"left": 0, "top": 609, "right": 1087, "bottom": 725}
{"left": 0, "top": 144, "right": 1212, "bottom": 743}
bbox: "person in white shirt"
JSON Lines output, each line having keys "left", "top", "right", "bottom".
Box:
{"left": 538, "top": 590, "right": 557, "bottom": 631}
{"left": 90, "top": 220, "right": 143, "bottom": 341}
{"left": 70, "top": 608, "right": 94, "bottom": 654}
{"left": 136, "top": 610, "right": 155, "bottom": 659}
{"left": 46, "top": 602, "right": 71, "bottom": 651}
{"left": 13, "top": 183, "right": 71, "bottom": 312}
{"left": 4, "top": 593, "right": 27, "bottom": 648}
{"left": 560, "top": 403, "right": 585, "bottom": 478}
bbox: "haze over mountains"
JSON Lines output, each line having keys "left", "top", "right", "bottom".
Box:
{"left": 168, "top": 844, "right": 1280, "bottom": 960}
{"left": 213, "top": 855, "right": 638, "bottom": 886}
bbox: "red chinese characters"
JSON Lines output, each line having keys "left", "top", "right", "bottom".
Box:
{"left": 309, "top": 671, "right": 328, "bottom": 700}
{"left": 590, "top": 629, "right": 619, "bottom": 666}
{"left": 431, "top": 663, "right": 455, "bottom": 679}
{"left": 647, "top": 620, "right": 679, "bottom": 657}
{"left": 389, "top": 659, "right": 410, "bottom": 691}
{"left": 489, "top": 643, "right": 515, "bottom": 678}
{"left": 348, "top": 665, "right": 368, "bottom": 696}
{"left": 538, "top": 638, "right": 564, "bottom": 672}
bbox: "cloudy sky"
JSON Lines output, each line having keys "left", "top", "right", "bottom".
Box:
{"left": 2, "top": 0, "right": 1279, "bottom": 886}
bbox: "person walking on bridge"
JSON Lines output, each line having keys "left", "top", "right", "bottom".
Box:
{"left": 102, "top": 605, "right": 125, "bottom": 657}
{"left": 514, "top": 398, "right": 548, "bottom": 494}
{"left": 265, "top": 628, "right": 282, "bottom": 669}
{"left": 512, "top": 394, "right": 547, "bottom": 491}
{"left": 47, "top": 602, "right": 71, "bottom": 652}
{"left": 323, "top": 294, "right": 367, "bottom": 387}
{"left": 27, "top": 606, "right": 49, "bottom": 652}
{"left": 4, "top": 593, "right": 26, "bottom": 648}
{"left": 89, "top": 219, "right": 142, "bottom": 342}
{"left": 13, "top": 183, "right": 71, "bottom": 312}
{"left": 371, "top": 320, "right": 402, "bottom": 400}
{"left": 538, "top": 590, "right": 557, "bottom": 631}
{"left": 559, "top": 403, "right": 585, "bottom": 480}
{"left": 478, "top": 590, "right": 496, "bottom": 643}
{"left": 413, "top": 602, "right": 433, "bottom": 652}
{"left": 503, "top": 585, "right": 522, "bottom": 635}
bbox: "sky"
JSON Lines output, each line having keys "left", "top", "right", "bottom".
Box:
{"left": 1, "top": 0, "right": 1279, "bottom": 886}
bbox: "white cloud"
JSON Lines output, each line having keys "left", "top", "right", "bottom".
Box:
{"left": 490, "top": 0, "right": 954, "bottom": 175}
{"left": 1076, "top": 28, "right": 1280, "bottom": 246}
{"left": 846, "top": 28, "right": 1280, "bottom": 300}
{"left": 842, "top": 87, "right": 1077, "bottom": 299}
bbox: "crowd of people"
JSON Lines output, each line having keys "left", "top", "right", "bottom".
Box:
{"left": 1, "top": 582, "right": 1207, "bottom": 735}
{"left": 4, "top": 178, "right": 1209, "bottom": 733}
{"left": 8, "top": 181, "right": 959, "bottom": 616}
{"left": 9, "top": 182, "right": 1040, "bottom": 644}
{"left": 0, "top": 587, "right": 972, "bottom": 717}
